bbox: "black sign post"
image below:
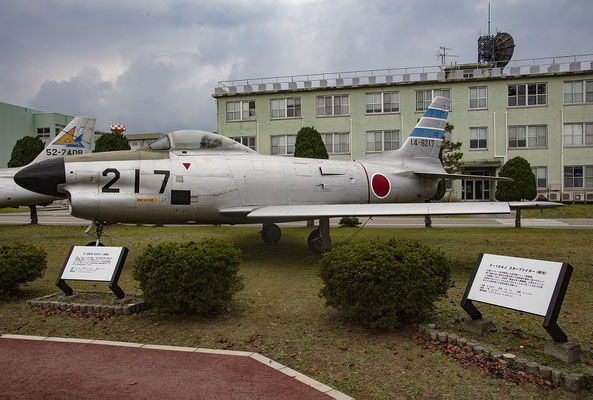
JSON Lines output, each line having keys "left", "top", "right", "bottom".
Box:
{"left": 461, "top": 253, "right": 573, "bottom": 343}
{"left": 56, "top": 246, "right": 128, "bottom": 299}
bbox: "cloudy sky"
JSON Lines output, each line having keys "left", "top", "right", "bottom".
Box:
{"left": 1, "top": 0, "right": 591, "bottom": 133}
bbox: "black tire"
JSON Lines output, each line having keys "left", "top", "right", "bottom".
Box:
{"left": 261, "top": 223, "right": 281, "bottom": 244}
{"left": 308, "top": 229, "right": 322, "bottom": 254}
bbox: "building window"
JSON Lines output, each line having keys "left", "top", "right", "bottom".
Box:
{"left": 366, "top": 130, "right": 400, "bottom": 152}
{"left": 508, "top": 125, "right": 547, "bottom": 148}
{"left": 226, "top": 100, "right": 256, "bottom": 121}
{"left": 271, "top": 135, "right": 295, "bottom": 155}
{"left": 271, "top": 98, "right": 301, "bottom": 119}
{"left": 415, "top": 89, "right": 451, "bottom": 111}
{"left": 230, "top": 136, "right": 256, "bottom": 150}
{"left": 469, "top": 87, "right": 487, "bottom": 109}
{"left": 55, "top": 124, "right": 66, "bottom": 136}
{"left": 532, "top": 166, "right": 547, "bottom": 189}
{"left": 317, "top": 95, "right": 349, "bottom": 116}
{"left": 564, "top": 80, "right": 593, "bottom": 104}
{"left": 37, "top": 127, "right": 50, "bottom": 138}
{"left": 321, "top": 132, "right": 350, "bottom": 154}
{"left": 563, "top": 123, "right": 593, "bottom": 147}
{"left": 507, "top": 83, "right": 547, "bottom": 107}
{"left": 469, "top": 127, "right": 487, "bottom": 149}
{"left": 564, "top": 166, "right": 593, "bottom": 189}
{"left": 365, "top": 92, "right": 400, "bottom": 114}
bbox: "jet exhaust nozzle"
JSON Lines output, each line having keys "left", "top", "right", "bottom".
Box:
{"left": 14, "top": 158, "right": 66, "bottom": 197}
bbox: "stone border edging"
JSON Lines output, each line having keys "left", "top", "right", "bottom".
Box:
{"left": 419, "top": 324, "right": 592, "bottom": 392}
{"left": 26, "top": 291, "right": 149, "bottom": 316}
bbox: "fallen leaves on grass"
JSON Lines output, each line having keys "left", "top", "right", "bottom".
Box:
{"left": 33, "top": 306, "right": 115, "bottom": 321}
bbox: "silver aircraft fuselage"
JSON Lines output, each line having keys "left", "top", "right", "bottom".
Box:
{"left": 60, "top": 144, "right": 437, "bottom": 225}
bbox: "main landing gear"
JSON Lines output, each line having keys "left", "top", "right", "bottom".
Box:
{"left": 260, "top": 223, "right": 281, "bottom": 245}
{"left": 260, "top": 217, "right": 332, "bottom": 254}
{"left": 85, "top": 221, "right": 108, "bottom": 246}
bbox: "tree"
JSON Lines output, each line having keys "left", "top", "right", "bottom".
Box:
{"left": 93, "top": 132, "right": 131, "bottom": 153}
{"left": 431, "top": 123, "right": 463, "bottom": 201}
{"left": 294, "top": 127, "right": 328, "bottom": 159}
{"left": 7, "top": 136, "right": 44, "bottom": 168}
{"left": 427, "top": 123, "right": 463, "bottom": 227}
{"left": 294, "top": 127, "right": 328, "bottom": 226}
{"left": 495, "top": 156, "right": 537, "bottom": 227}
{"left": 7, "top": 136, "right": 45, "bottom": 224}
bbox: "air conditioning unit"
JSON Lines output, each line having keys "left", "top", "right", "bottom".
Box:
{"left": 548, "top": 192, "right": 560, "bottom": 201}
{"left": 562, "top": 192, "right": 573, "bottom": 202}
{"left": 574, "top": 193, "right": 585, "bottom": 202}
{"left": 586, "top": 192, "right": 593, "bottom": 203}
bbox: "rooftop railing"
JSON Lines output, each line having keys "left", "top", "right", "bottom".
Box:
{"left": 213, "top": 53, "right": 593, "bottom": 95}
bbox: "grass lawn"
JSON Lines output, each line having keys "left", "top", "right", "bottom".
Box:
{"left": 1, "top": 224, "right": 592, "bottom": 399}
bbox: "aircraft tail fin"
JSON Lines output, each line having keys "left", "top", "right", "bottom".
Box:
{"left": 32, "top": 116, "right": 96, "bottom": 164}
{"left": 398, "top": 96, "right": 450, "bottom": 160}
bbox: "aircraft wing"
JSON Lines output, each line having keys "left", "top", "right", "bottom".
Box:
{"left": 245, "top": 202, "right": 511, "bottom": 218}
{"left": 243, "top": 201, "right": 563, "bottom": 219}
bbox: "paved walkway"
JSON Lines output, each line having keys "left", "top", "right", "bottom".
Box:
{"left": 0, "top": 335, "right": 350, "bottom": 400}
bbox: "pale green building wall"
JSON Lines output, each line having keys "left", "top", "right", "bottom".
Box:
{"left": 0, "top": 101, "right": 74, "bottom": 167}
{"left": 214, "top": 69, "right": 593, "bottom": 202}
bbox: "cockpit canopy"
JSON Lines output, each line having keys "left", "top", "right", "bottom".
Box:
{"left": 148, "top": 130, "right": 254, "bottom": 154}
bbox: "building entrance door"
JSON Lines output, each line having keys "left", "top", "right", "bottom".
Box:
{"left": 462, "top": 170, "right": 493, "bottom": 201}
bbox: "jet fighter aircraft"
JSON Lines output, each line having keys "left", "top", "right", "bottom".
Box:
{"left": 14, "top": 98, "right": 558, "bottom": 252}
{"left": 0, "top": 116, "right": 95, "bottom": 208}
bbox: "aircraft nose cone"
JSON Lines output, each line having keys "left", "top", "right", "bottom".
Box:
{"left": 14, "top": 158, "right": 66, "bottom": 197}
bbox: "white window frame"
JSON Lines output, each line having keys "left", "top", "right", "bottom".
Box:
{"left": 415, "top": 89, "right": 451, "bottom": 112}
{"left": 365, "top": 92, "right": 400, "bottom": 114}
{"left": 271, "top": 134, "right": 296, "bottom": 155}
{"left": 365, "top": 130, "right": 401, "bottom": 152}
{"left": 469, "top": 86, "right": 487, "bottom": 109}
{"left": 508, "top": 125, "right": 547, "bottom": 149}
{"left": 230, "top": 136, "right": 256, "bottom": 150}
{"left": 226, "top": 100, "right": 256, "bottom": 122}
{"left": 531, "top": 166, "right": 547, "bottom": 189}
{"left": 321, "top": 132, "right": 350, "bottom": 154}
{"left": 563, "top": 123, "right": 593, "bottom": 147}
{"left": 564, "top": 80, "right": 593, "bottom": 104}
{"left": 469, "top": 127, "right": 488, "bottom": 150}
{"left": 564, "top": 165, "right": 593, "bottom": 189}
{"left": 507, "top": 83, "right": 547, "bottom": 107}
{"left": 317, "top": 95, "right": 350, "bottom": 116}
{"left": 37, "top": 127, "right": 50, "bottom": 138}
{"left": 270, "top": 97, "right": 301, "bottom": 119}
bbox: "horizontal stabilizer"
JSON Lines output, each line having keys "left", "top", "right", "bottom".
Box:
{"left": 247, "top": 202, "right": 511, "bottom": 218}
{"left": 509, "top": 201, "right": 565, "bottom": 210}
{"left": 415, "top": 171, "right": 514, "bottom": 182}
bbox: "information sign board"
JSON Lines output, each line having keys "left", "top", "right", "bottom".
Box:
{"left": 461, "top": 253, "right": 572, "bottom": 342}
{"left": 57, "top": 246, "right": 128, "bottom": 299}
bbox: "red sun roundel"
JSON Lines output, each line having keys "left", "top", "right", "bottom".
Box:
{"left": 371, "top": 173, "right": 390, "bottom": 198}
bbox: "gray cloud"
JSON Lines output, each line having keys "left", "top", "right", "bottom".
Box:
{"left": 0, "top": 0, "right": 591, "bottom": 133}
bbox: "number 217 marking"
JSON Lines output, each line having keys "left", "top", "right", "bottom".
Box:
{"left": 101, "top": 168, "right": 170, "bottom": 194}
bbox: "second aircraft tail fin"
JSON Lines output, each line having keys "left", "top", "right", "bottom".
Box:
{"left": 32, "top": 116, "right": 96, "bottom": 164}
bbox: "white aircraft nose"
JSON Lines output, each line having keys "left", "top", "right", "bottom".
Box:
{"left": 14, "top": 158, "right": 66, "bottom": 197}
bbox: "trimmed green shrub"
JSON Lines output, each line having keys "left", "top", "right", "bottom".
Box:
{"left": 93, "top": 131, "right": 131, "bottom": 153}
{"left": 338, "top": 216, "right": 361, "bottom": 227}
{"left": 319, "top": 239, "right": 451, "bottom": 330}
{"left": 0, "top": 242, "right": 47, "bottom": 297}
{"left": 132, "top": 239, "right": 243, "bottom": 314}
{"left": 294, "top": 127, "right": 329, "bottom": 159}
{"left": 495, "top": 156, "right": 537, "bottom": 201}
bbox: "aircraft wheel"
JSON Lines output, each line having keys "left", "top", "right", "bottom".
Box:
{"left": 261, "top": 223, "right": 281, "bottom": 245}
{"left": 86, "top": 241, "right": 105, "bottom": 246}
{"left": 307, "top": 229, "right": 322, "bottom": 254}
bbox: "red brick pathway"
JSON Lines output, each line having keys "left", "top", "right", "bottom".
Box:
{"left": 0, "top": 335, "right": 350, "bottom": 399}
